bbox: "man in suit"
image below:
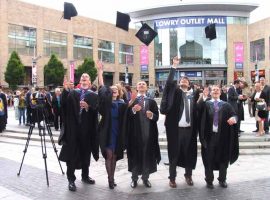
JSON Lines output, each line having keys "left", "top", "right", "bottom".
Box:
{"left": 160, "top": 57, "right": 198, "bottom": 188}
{"left": 199, "top": 85, "right": 239, "bottom": 189}
{"left": 127, "top": 81, "right": 161, "bottom": 188}
{"left": 227, "top": 80, "right": 243, "bottom": 135}
{"left": 259, "top": 77, "right": 270, "bottom": 134}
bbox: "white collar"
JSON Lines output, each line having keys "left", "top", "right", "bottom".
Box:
{"left": 210, "top": 98, "right": 221, "bottom": 102}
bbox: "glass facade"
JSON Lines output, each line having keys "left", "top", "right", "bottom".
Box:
{"left": 154, "top": 19, "right": 227, "bottom": 67}
{"left": 98, "top": 40, "right": 115, "bottom": 63}
{"left": 250, "top": 39, "right": 265, "bottom": 62}
{"left": 8, "top": 24, "right": 36, "bottom": 55}
{"left": 73, "top": 35, "right": 93, "bottom": 60}
{"left": 43, "top": 30, "right": 67, "bottom": 58}
{"left": 119, "top": 43, "right": 134, "bottom": 65}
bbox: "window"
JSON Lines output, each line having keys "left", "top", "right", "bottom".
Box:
{"left": 250, "top": 39, "right": 265, "bottom": 62}
{"left": 98, "top": 40, "right": 115, "bottom": 63}
{"left": 8, "top": 24, "right": 36, "bottom": 55}
{"left": 119, "top": 44, "right": 134, "bottom": 65}
{"left": 43, "top": 30, "right": 67, "bottom": 58}
{"left": 73, "top": 35, "right": 93, "bottom": 60}
{"left": 154, "top": 25, "right": 227, "bottom": 66}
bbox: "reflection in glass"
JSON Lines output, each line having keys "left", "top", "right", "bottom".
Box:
{"left": 154, "top": 25, "right": 227, "bottom": 66}
{"left": 43, "top": 30, "right": 67, "bottom": 58}
{"left": 98, "top": 40, "right": 115, "bottom": 63}
{"left": 119, "top": 44, "right": 134, "bottom": 65}
{"left": 73, "top": 35, "right": 93, "bottom": 60}
{"left": 8, "top": 24, "right": 36, "bottom": 55}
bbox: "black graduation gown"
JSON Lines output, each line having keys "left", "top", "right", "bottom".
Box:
{"left": 59, "top": 89, "right": 99, "bottom": 168}
{"left": 0, "top": 92, "right": 8, "bottom": 132}
{"left": 127, "top": 97, "right": 161, "bottom": 174}
{"left": 98, "top": 86, "right": 127, "bottom": 161}
{"left": 160, "top": 68, "right": 198, "bottom": 169}
{"left": 200, "top": 101, "right": 239, "bottom": 170}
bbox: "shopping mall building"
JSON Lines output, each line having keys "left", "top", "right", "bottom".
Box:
{"left": 0, "top": 0, "right": 270, "bottom": 88}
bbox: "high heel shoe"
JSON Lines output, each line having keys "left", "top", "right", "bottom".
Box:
{"left": 260, "top": 131, "right": 265, "bottom": 136}
{"left": 108, "top": 181, "right": 114, "bottom": 189}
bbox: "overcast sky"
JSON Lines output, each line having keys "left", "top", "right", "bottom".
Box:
{"left": 19, "top": 0, "right": 270, "bottom": 25}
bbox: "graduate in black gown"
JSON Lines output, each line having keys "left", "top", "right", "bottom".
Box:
{"left": 59, "top": 73, "right": 99, "bottom": 192}
{"left": 199, "top": 85, "right": 239, "bottom": 189}
{"left": 96, "top": 61, "right": 127, "bottom": 189}
{"left": 127, "top": 81, "right": 161, "bottom": 188}
{"left": 160, "top": 57, "right": 198, "bottom": 188}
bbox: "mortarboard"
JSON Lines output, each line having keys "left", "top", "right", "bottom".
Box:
{"left": 63, "top": 2, "right": 78, "bottom": 20}
{"left": 116, "top": 11, "right": 131, "bottom": 31}
{"left": 135, "top": 23, "right": 158, "bottom": 46}
{"left": 205, "top": 23, "right": 216, "bottom": 41}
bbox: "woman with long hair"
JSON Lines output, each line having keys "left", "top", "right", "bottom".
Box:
{"left": 96, "top": 60, "right": 127, "bottom": 189}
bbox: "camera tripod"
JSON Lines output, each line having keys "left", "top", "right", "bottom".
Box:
{"left": 17, "top": 105, "right": 64, "bottom": 186}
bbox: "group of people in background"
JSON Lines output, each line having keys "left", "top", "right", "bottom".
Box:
{"left": 0, "top": 56, "right": 269, "bottom": 192}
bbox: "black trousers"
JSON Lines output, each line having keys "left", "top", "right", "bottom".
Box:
{"left": 204, "top": 133, "right": 227, "bottom": 183}
{"left": 53, "top": 110, "right": 62, "bottom": 130}
{"left": 66, "top": 155, "right": 91, "bottom": 182}
{"left": 169, "top": 127, "right": 193, "bottom": 181}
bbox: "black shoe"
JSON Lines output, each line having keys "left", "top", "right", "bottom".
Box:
{"left": 206, "top": 182, "right": 214, "bottom": 189}
{"left": 143, "top": 180, "right": 152, "bottom": 188}
{"left": 81, "top": 176, "right": 95, "bottom": 184}
{"left": 219, "top": 181, "right": 228, "bottom": 188}
{"left": 130, "top": 180, "right": 137, "bottom": 188}
{"left": 239, "top": 130, "right": 244, "bottom": 133}
{"left": 185, "top": 176, "right": 194, "bottom": 186}
{"left": 252, "top": 129, "right": 258, "bottom": 132}
{"left": 108, "top": 181, "right": 114, "bottom": 189}
{"left": 68, "top": 181, "right": 76, "bottom": 192}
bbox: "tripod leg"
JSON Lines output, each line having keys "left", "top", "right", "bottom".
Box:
{"left": 39, "top": 123, "right": 49, "bottom": 186}
{"left": 46, "top": 118, "right": 65, "bottom": 175}
{"left": 17, "top": 125, "right": 34, "bottom": 176}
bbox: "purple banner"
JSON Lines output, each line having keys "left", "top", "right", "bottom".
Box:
{"left": 140, "top": 45, "right": 149, "bottom": 65}
{"left": 234, "top": 42, "right": 244, "bottom": 63}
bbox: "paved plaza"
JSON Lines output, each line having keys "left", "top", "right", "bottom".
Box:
{"left": 0, "top": 106, "right": 270, "bottom": 199}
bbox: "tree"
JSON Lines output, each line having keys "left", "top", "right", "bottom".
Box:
{"left": 44, "top": 54, "right": 66, "bottom": 87}
{"left": 75, "top": 58, "right": 97, "bottom": 84}
{"left": 5, "top": 51, "right": 26, "bottom": 90}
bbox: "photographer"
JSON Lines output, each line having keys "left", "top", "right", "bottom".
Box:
{"left": 30, "top": 87, "right": 50, "bottom": 126}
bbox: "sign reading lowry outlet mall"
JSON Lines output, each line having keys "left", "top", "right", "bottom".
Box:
{"left": 155, "top": 16, "right": 227, "bottom": 29}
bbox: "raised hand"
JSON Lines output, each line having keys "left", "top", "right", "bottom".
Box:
{"left": 96, "top": 60, "right": 103, "bottom": 72}
{"left": 172, "top": 56, "right": 180, "bottom": 67}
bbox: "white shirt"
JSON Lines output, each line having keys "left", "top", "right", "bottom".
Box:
{"left": 254, "top": 91, "right": 261, "bottom": 99}
{"left": 178, "top": 91, "right": 191, "bottom": 127}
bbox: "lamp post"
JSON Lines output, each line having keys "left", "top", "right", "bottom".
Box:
{"left": 32, "top": 45, "right": 41, "bottom": 87}
{"left": 125, "top": 54, "right": 129, "bottom": 85}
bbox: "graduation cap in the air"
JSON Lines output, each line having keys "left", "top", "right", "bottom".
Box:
{"left": 135, "top": 23, "right": 158, "bottom": 46}
{"left": 205, "top": 23, "right": 216, "bottom": 40}
{"left": 63, "top": 2, "right": 78, "bottom": 20}
{"left": 116, "top": 11, "right": 131, "bottom": 31}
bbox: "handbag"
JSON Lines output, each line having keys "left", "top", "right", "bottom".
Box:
{"left": 256, "top": 101, "right": 266, "bottom": 111}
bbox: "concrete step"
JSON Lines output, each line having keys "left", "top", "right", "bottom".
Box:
{"left": 158, "top": 141, "right": 270, "bottom": 150}
{"left": 158, "top": 135, "right": 270, "bottom": 142}
{"left": 1, "top": 132, "right": 270, "bottom": 150}
{"left": 1, "top": 135, "right": 270, "bottom": 156}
